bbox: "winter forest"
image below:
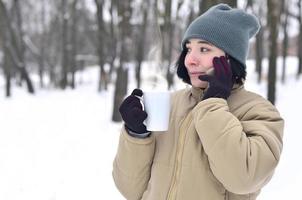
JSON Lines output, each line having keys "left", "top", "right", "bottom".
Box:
{"left": 0, "top": 0, "right": 302, "bottom": 199}
{"left": 1, "top": 0, "right": 302, "bottom": 117}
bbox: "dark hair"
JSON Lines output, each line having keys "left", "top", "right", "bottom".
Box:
{"left": 176, "top": 49, "right": 191, "bottom": 84}
{"left": 176, "top": 49, "right": 246, "bottom": 85}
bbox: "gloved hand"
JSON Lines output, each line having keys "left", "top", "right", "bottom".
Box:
{"left": 198, "top": 56, "right": 234, "bottom": 100}
{"left": 119, "top": 89, "right": 148, "bottom": 134}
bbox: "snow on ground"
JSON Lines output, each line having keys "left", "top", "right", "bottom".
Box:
{"left": 0, "top": 68, "right": 124, "bottom": 200}
{"left": 0, "top": 57, "right": 301, "bottom": 199}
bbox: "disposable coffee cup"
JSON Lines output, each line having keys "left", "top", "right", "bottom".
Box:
{"left": 143, "top": 91, "right": 171, "bottom": 132}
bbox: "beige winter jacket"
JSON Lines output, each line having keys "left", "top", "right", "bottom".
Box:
{"left": 113, "top": 85, "right": 284, "bottom": 200}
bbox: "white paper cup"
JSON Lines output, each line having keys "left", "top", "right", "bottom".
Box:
{"left": 143, "top": 91, "right": 171, "bottom": 132}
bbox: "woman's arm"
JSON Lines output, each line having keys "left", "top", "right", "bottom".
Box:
{"left": 192, "top": 97, "right": 284, "bottom": 194}
{"left": 113, "top": 127, "right": 156, "bottom": 200}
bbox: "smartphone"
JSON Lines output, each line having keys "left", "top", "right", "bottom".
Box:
{"left": 206, "top": 68, "right": 214, "bottom": 76}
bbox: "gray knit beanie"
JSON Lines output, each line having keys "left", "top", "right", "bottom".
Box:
{"left": 181, "top": 4, "right": 260, "bottom": 66}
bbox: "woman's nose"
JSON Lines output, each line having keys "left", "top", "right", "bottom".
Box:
{"left": 187, "top": 52, "right": 199, "bottom": 66}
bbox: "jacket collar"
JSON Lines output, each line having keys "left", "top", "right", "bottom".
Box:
{"left": 190, "top": 87, "right": 205, "bottom": 102}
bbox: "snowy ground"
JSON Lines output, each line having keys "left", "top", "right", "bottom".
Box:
{"left": 0, "top": 57, "right": 301, "bottom": 200}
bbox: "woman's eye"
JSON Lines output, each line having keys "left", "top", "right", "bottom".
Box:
{"left": 200, "top": 47, "right": 209, "bottom": 52}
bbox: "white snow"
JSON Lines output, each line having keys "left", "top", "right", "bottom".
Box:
{"left": 0, "top": 57, "right": 301, "bottom": 199}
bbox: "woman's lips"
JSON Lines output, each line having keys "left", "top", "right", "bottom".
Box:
{"left": 189, "top": 72, "right": 205, "bottom": 77}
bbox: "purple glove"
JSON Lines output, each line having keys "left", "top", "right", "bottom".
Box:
{"left": 199, "top": 56, "right": 234, "bottom": 100}
{"left": 119, "top": 89, "right": 148, "bottom": 134}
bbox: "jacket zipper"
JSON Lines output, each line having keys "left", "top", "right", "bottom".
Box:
{"left": 167, "top": 112, "right": 193, "bottom": 200}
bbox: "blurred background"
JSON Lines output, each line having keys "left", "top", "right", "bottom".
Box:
{"left": 0, "top": 0, "right": 301, "bottom": 199}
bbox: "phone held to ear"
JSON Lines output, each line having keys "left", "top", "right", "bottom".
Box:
{"left": 206, "top": 68, "right": 214, "bottom": 76}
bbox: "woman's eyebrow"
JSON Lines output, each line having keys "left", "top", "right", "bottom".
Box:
{"left": 197, "top": 41, "right": 213, "bottom": 46}
{"left": 185, "top": 40, "right": 213, "bottom": 46}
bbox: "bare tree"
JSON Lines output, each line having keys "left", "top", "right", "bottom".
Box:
{"left": 60, "top": 0, "right": 69, "bottom": 89}
{"left": 70, "top": 0, "right": 79, "bottom": 89}
{"left": 95, "top": 0, "right": 108, "bottom": 91}
{"left": 160, "top": 0, "right": 174, "bottom": 89}
{"left": 38, "top": 0, "right": 46, "bottom": 88}
{"left": 134, "top": 0, "right": 149, "bottom": 88}
{"left": 267, "top": 0, "right": 282, "bottom": 104}
{"left": 48, "top": 11, "right": 61, "bottom": 87}
{"left": 297, "top": 0, "right": 302, "bottom": 79}
{"left": 45, "top": 0, "right": 97, "bottom": 88}
{"left": 187, "top": 1, "right": 196, "bottom": 26}
{"left": 107, "top": 0, "right": 118, "bottom": 84}
{"left": 246, "top": 0, "right": 265, "bottom": 83}
{"left": 255, "top": 23, "right": 265, "bottom": 83}
{"left": 0, "top": 7, "right": 12, "bottom": 97}
{"left": 174, "top": 0, "right": 186, "bottom": 48}
{"left": 281, "top": 0, "right": 289, "bottom": 83}
{"left": 3, "top": 44, "right": 12, "bottom": 97}
{"left": 112, "top": 0, "right": 133, "bottom": 122}
{"left": 0, "top": 0, "right": 35, "bottom": 95}
{"left": 199, "top": 0, "right": 217, "bottom": 14}
{"left": 14, "top": 0, "right": 25, "bottom": 82}
{"left": 224, "top": 0, "right": 237, "bottom": 7}
{"left": 199, "top": 0, "right": 237, "bottom": 15}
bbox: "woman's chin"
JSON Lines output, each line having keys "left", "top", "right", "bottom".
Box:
{"left": 191, "top": 80, "right": 208, "bottom": 89}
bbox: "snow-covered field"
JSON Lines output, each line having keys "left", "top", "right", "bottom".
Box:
{"left": 0, "top": 57, "right": 301, "bottom": 199}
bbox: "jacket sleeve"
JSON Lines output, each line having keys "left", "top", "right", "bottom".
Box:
{"left": 112, "top": 126, "right": 155, "bottom": 200}
{"left": 192, "top": 98, "right": 284, "bottom": 194}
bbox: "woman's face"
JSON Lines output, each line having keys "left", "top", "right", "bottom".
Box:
{"left": 184, "top": 38, "right": 225, "bottom": 88}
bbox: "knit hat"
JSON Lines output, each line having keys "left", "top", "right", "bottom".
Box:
{"left": 181, "top": 4, "right": 260, "bottom": 66}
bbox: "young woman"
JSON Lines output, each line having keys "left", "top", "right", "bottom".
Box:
{"left": 113, "top": 4, "right": 284, "bottom": 200}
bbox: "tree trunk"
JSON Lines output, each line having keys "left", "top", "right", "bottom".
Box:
{"left": 70, "top": 0, "right": 78, "bottom": 89}
{"left": 14, "top": 0, "right": 23, "bottom": 86}
{"left": 166, "top": 0, "right": 185, "bottom": 89}
{"left": 281, "top": 0, "right": 289, "bottom": 83}
{"left": 245, "top": 0, "right": 264, "bottom": 83}
{"left": 187, "top": 2, "right": 196, "bottom": 27}
{"left": 297, "top": 0, "right": 302, "bottom": 79}
{"left": 267, "top": 0, "right": 281, "bottom": 104}
{"left": 48, "top": 13, "right": 60, "bottom": 87}
{"left": 162, "top": 0, "right": 174, "bottom": 89}
{"left": 199, "top": 0, "right": 217, "bottom": 14}
{"left": 4, "top": 50, "right": 12, "bottom": 97}
{"left": 255, "top": 28, "right": 264, "bottom": 83}
{"left": 0, "top": 1, "right": 11, "bottom": 97}
{"left": 95, "top": 0, "right": 108, "bottom": 92}
{"left": 199, "top": 0, "right": 237, "bottom": 14}
{"left": 39, "top": 0, "right": 46, "bottom": 88}
{"left": 0, "top": 0, "right": 35, "bottom": 94}
{"left": 222, "top": 0, "right": 237, "bottom": 7}
{"left": 112, "top": 0, "right": 132, "bottom": 122}
{"left": 108, "top": 0, "right": 117, "bottom": 84}
{"left": 60, "top": 0, "right": 69, "bottom": 89}
{"left": 20, "top": 67, "right": 35, "bottom": 93}
{"left": 135, "top": 0, "right": 149, "bottom": 88}
{"left": 112, "top": 67, "right": 128, "bottom": 122}
{"left": 1, "top": 22, "right": 12, "bottom": 97}
{"left": 5, "top": 65, "right": 12, "bottom": 97}
{"left": 15, "top": 0, "right": 35, "bottom": 94}
{"left": 255, "top": 3, "right": 264, "bottom": 83}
